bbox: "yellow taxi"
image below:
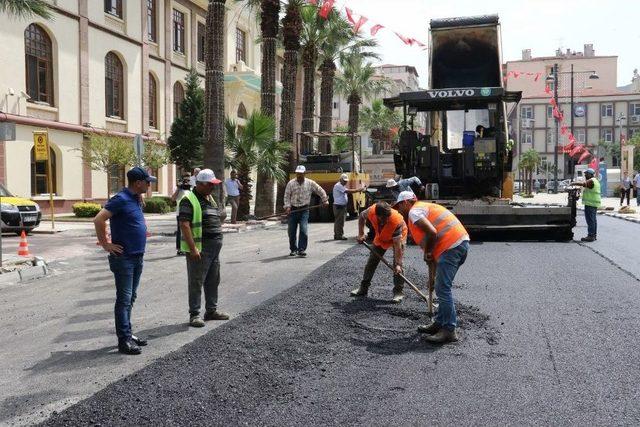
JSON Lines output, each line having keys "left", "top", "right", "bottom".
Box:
{"left": 0, "top": 183, "right": 41, "bottom": 234}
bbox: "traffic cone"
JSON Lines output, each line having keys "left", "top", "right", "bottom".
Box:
{"left": 18, "top": 230, "right": 31, "bottom": 257}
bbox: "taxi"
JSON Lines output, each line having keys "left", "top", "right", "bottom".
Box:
{"left": 0, "top": 183, "right": 41, "bottom": 234}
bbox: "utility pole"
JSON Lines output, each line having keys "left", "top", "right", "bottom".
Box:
{"left": 617, "top": 112, "right": 626, "bottom": 179}
{"left": 568, "top": 64, "right": 574, "bottom": 178}
{"left": 553, "top": 63, "right": 559, "bottom": 194}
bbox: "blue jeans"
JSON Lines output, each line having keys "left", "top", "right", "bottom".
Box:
{"left": 434, "top": 241, "right": 469, "bottom": 331}
{"left": 108, "top": 254, "right": 144, "bottom": 343}
{"left": 584, "top": 205, "right": 597, "bottom": 237}
{"left": 288, "top": 208, "right": 309, "bottom": 252}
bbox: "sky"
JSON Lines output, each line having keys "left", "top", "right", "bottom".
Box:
{"left": 333, "top": 0, "right": 640, "bottom": 88}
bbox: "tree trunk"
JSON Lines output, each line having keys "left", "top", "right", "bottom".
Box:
{"left": 347, "top": 92, "right": 361, "bottom": 135}
{"left": 318, "top": 59, "right": 336, "bottom": 154}
{"left": 276, "top": 2, "right": 302, "bottom": 212}
{"left": 301, "top": 45, "right": 317, "bottom": 154}
{"left": 204, "top": 0, "right": 226, "bottom": 207}
{"left": 237, "top": 164, "right": 252, "bottom": 220}
{"left": 254, "top": 0, "right": 280, "bottom": 217}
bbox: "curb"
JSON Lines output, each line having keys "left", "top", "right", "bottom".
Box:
{"left": 0, "top": 263, "right": 49, "bottom": 285}
{"left": 577, "top": 206, "right": 640, "bottom": 225}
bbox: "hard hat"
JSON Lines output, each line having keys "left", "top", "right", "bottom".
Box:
{"left": 386, "top": 178, "right": 398, "bottom": 188}
{"left": 196, "top": 168, "right": 221, "bottom": 184}
{"left": 295, "top": 165, "right": 306, "bottom": 173}
{"left": 393, "top": 190, "right": 417, "bottom": 206}
{"left": 340, "top": 173, "right": 349, "bottom": 181}
{"left": 585, "top": 168, "right": 595, "bottom": 175}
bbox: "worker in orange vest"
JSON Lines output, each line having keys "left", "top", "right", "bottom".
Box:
{"left": 353, "top": 201, "right": 408, "bottom": 303}
{"left": 394, "top": 191, "right": 470, "bottom": 344}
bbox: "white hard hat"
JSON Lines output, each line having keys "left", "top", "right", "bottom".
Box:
{"left": 394, "top": 190, "right": 417, "bottom": 206}
{"left": 386, "top": 178, "right": 398, "bottom": 188}
{"left": 340, "top": 173, "right": 349, "bottom": 181}
{"left": 295, "top": 165, "right": 306, "bottom": 173}
{"left": 196, "top": 168, "right": 221, "bottom": 184}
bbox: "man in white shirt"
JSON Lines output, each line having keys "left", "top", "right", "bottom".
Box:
{"left": 224, "top": 170, "right": 243, "bottom": 224}
{"left": 634, "top": 171, "right": 640, "bottom": 206}
{"left": 189, "top": 167, "right": 201, "bottom": 188}
{"left": 332, "top": 173, "right": 365, "bottom": 240}
{"left": 283, "top": 165, "right": 329, "bottom": 257}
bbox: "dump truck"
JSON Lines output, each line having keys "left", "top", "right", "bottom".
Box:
{"left": 383, "top": 15, "right": 578, "bottom": 240}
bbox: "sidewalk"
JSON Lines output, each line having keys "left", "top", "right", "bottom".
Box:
{"left": 513, "top": 192, "right": 640, "bottom": 224}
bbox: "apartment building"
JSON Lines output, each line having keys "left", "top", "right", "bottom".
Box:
{"left": 0, "top": 0, "right": 270, "bottom": 213}
{"left": 506, "top": 45, "right": 640, "bottom": 181}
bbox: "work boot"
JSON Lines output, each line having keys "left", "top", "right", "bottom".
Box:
{"left": 417, "top": 322, "right": 441, "bottom": 335}
{"left": 391, "top": 286, "right": 404, "bottom": 304}
{"left": 118, "top": 339, "right": 141, "bottom": 355}
{"left": 204, "top": 311, "right": 230, "bottom": 321}
{"left": 423, "top": 328, "right": 458, "bottom": 344}
{"left": 189, "top": 315, "right": 205, "bottom": 328}
{"left": 131, "top": 335, "right": 148, "bottom": 346}
{"left": 350, "top": 284, "right": 369, "bottom": 297}
{"left": 581, "top": 235, "right": 596, "bottom": 242}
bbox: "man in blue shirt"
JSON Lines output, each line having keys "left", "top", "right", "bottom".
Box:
{"left": 386, "top": 176, "right": 424, "bottom": 200}
{"left": 94, "top": 167, "right": 156, "bottom": 355}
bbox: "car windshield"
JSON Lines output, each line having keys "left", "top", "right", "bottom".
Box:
{"left": 0, "top": 183, "right": 14, "bottom": 197}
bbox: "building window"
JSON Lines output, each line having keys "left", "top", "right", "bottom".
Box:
{"left": 150, "top": 168, "right": 159, "bottom": 192}
{"left": 197, "top": 22, "right": 206, "bottom": 63}
{"left": 108, "top": 165, "right": 125, "bottom": 195}
{"left": 237, "top": 102, "right": 248, "bottom": 119}
{"left": 236, "top": 28, "right": 246, "bottom": 63}
{"left": 173, "top": 82, "right": 184, "bottom": 119}
{"left": 30, "top": 146, "right": 57, "bottom": 196}
{"left": 522, "top": 131, "right": 532, "bottom": 145}
{"left": 147, "top": 0, "right": 157, "bottom": 42}
{"left": 601, "top": 128, "right": 613, "bottom": 143}
{"left": 173, "top": 9, "right": 185, "bottom": 54}
{"left": 574, "top": 129, "right": 586, "bottom": 143}
{"left": 105, "top": 52, "right": 124, "bottom": 118}
{"left": 104, "top": 0, "right": 123, "bottom": 18}
{"left": 601, "top": 104, "right": 613, "bottom": 118}
{"left": 547, "top": 105, "right": 554, "bottom": 119}
{"left": 631, "top": 103, "right": 640, "bottom": 117}
{"left": 546, "top": 129, "right": 555, "bottom": 147}
{"left": 24, "top": 24, "right": 54, "bottom": 105}
{"left": 521, "top": 106, "right": 533, "bottom": 119}
{"left": 149, "top": 73, "right": 157, "bottom": 129}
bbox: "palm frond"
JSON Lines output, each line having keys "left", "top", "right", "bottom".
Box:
{"left": 0, "top": 0, "right": 53, "bottom": 19}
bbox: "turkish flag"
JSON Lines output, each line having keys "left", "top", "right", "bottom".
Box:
{"left": 589, "top": 157, "right": 599, "bottom": 170}
{"left": 534, "top": 72, "right": 542, "bottom": 82}
{"left": 319, "top": 0, "right": 334, "bottom": 18}
{"left": 564, "top": 140, "right": 576, "bottom": 152}
{"left": 370, "top": 24, "right": 384, "bottom": 36}
{"left": 308, "top": 0, "right": 317, "bottom": 4}
{"left": 570, "top": 145, "right": 585, "bottom": 157}
{"left": 345, "top": 7, "right": 356, "bottom": 25}
{"left": 545, "top": 85, "right": 552, "bottom": 94}
{"left": 354, "top": 17, "right": 368, "bottom": 33}
{"left": 395, "top": 32, "right": 415, "bottom": 46}
{"left": 578, "top": 151, "right": 592, "bottom": 164}
{"left": 560, "top": 125, "right": 568, "bottom": 135}
{"left": 549, "top": 97, "right": 557, "bottom": 107}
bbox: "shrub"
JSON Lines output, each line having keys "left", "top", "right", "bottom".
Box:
{"left": 613, "top": 185, "right": 622, "bottom": 198}
{"left": 73, "top": 202, "right": 102, "bottom": 218}
{"left": 143, "top": 197, "right": 171, "bottom": 214}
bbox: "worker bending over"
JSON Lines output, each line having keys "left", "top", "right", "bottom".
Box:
{"left": 395, "top": 191, "right": 470, "bottom": 344}
{"left": 353, "top": 202, "right": 407, "bottom": 303}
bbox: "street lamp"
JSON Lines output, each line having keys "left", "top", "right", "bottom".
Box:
{"left": 616, "top": 112, "right": 627, "bottom": 178}
{"left": 545, "top": 64, "right": 599, "bottom": 193}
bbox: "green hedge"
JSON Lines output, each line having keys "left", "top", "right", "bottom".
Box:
{"left": 73, "top": 202, "right": 102, "bottom": 218}
{"left": 143, "top": 196, "right": 171, "bottom": 214}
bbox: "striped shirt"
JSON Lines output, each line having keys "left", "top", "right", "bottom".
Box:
{"left": 284, "top": 178, "right": 328, "bottom": 208}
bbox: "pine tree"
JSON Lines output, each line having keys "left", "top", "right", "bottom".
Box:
{"left": 167, "top": 69, "right": 204, "bottom": 171}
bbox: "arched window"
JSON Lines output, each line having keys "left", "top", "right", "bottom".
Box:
{"left": 24, "top": 24, "right": 54, "bottom": 105}
{"left": 149, "top": 73, "right": 158, "bottom": 128}
{"left": 173, "top": 82, "right": 184, "bottom": 119}
{"left": 105, "top": 52, "right": 124, "bottom": 118}
{"left": 30, "top": 146, "right": 57, "bottom": 195}
{"left": 237, "top": 102, "right": 248, "bottom": 119}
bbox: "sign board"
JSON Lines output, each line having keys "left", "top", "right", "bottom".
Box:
{"left": 423, "top": 87, "right": 500, "bottom": 99}
{"left": 574, "top": 104, "right": 586, "bottom": 117}
{"left": 33, "top": 131, "right": 49, "bottom": 161}
{"left": 133, "top": 134, "right": 144, "bottom": 166}
{"left": 0, "top": 122, "right": 16, "bottom": 141}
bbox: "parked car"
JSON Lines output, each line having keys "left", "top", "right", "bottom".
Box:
{"left": 0, "top": 183, "right": 41, "bottom": 234}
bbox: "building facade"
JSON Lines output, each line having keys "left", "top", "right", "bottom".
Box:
{"left": 506, "top": 45, "right": 640, "bottom": 182}
{"left": 0, "top": 0, "right": 270, "bottom": 213}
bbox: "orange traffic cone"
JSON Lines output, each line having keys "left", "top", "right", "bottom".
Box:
{"left": 18, "top": 230, "right": 31, "bottom": 257}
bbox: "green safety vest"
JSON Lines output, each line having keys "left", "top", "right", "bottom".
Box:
{"left": 180, "top": 191, "right": 217, "bottom": 252}
{"left": 582, "top": 178, "right": 601, "bottom": 208}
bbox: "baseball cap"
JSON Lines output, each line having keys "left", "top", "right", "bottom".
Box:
{"left": 196, "top": 168, "right": 222, "bottom": 184}
{"left": 127, "top": 166, "right": 157, "bottom": 183}
{"left": 585, "top": 168, "right": 595, "bottom": 174}
{"left": 295, "top": 165, "right": 306, "bottom": 173}
{"left": 340, "top": 173, "right": 349, "bottom": 181}
{"left": 393, "top": 190, "right": 417, "bottom": 206}
{"left": 386, "top": 178, "right": 398, "bottom": 188}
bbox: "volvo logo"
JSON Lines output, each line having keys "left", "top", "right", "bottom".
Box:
{"left": 427, "top": 89, "right": 476, "bottom": 98}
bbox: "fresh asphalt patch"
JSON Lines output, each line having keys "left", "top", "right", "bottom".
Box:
{"left": 41, "top": 240, "right": 640, "bottom": 425}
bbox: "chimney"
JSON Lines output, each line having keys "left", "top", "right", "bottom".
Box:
{"left": 555, "top": 48, "right": 563, "bottom": 57}
{"left": 584, "top": 44, "right": 595, "bottom": 57}
{"left": 633, "top": 69, "right": 640, "bottom": 93}
{"left": 522, "top": 49, "right": 532, "bottom": 61}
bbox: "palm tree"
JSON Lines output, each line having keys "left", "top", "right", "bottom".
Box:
{"left": 276, "top": 0, "right": 303, "bottom": 211}
{"left": 359, "top": 99, "right": 402, "bottom": 154}
{"left": 204, "top": 0, "right": 227, "bottom": 206}
{"left": 225, "top": 112, "right": 289, "bottom": 219}
{"left": 519, "top": 148, "right": 540, "bottom": 195}
{"left": 334, "top": 51, "right": 391, "bottom": 135}
{"left": 317, "top": 17, "right": 378, "bottom": 154}
{"left": 0, "top": 0, "right": 52, "bottom": 19}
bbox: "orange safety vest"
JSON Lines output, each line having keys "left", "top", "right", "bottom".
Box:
{"left": 367, "top": 207, "right": 408, "bottom": 250}
{"left": 407, "top": 202, "right": 468, "bottom": 260}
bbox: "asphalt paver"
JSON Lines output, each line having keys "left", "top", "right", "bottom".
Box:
{"left": 42, "top": 239, "right": 640, "bottom": 426}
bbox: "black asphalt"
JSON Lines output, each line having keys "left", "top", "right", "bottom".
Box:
{"left": 43, "top": 223, "right": 640, "bottom": 426}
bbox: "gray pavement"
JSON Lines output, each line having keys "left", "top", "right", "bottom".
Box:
{"left": 0, "top": 219, "right": 357, "bottom": 426}
{"left": 40, "top": 212, "right": 640, "bottom": 426}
